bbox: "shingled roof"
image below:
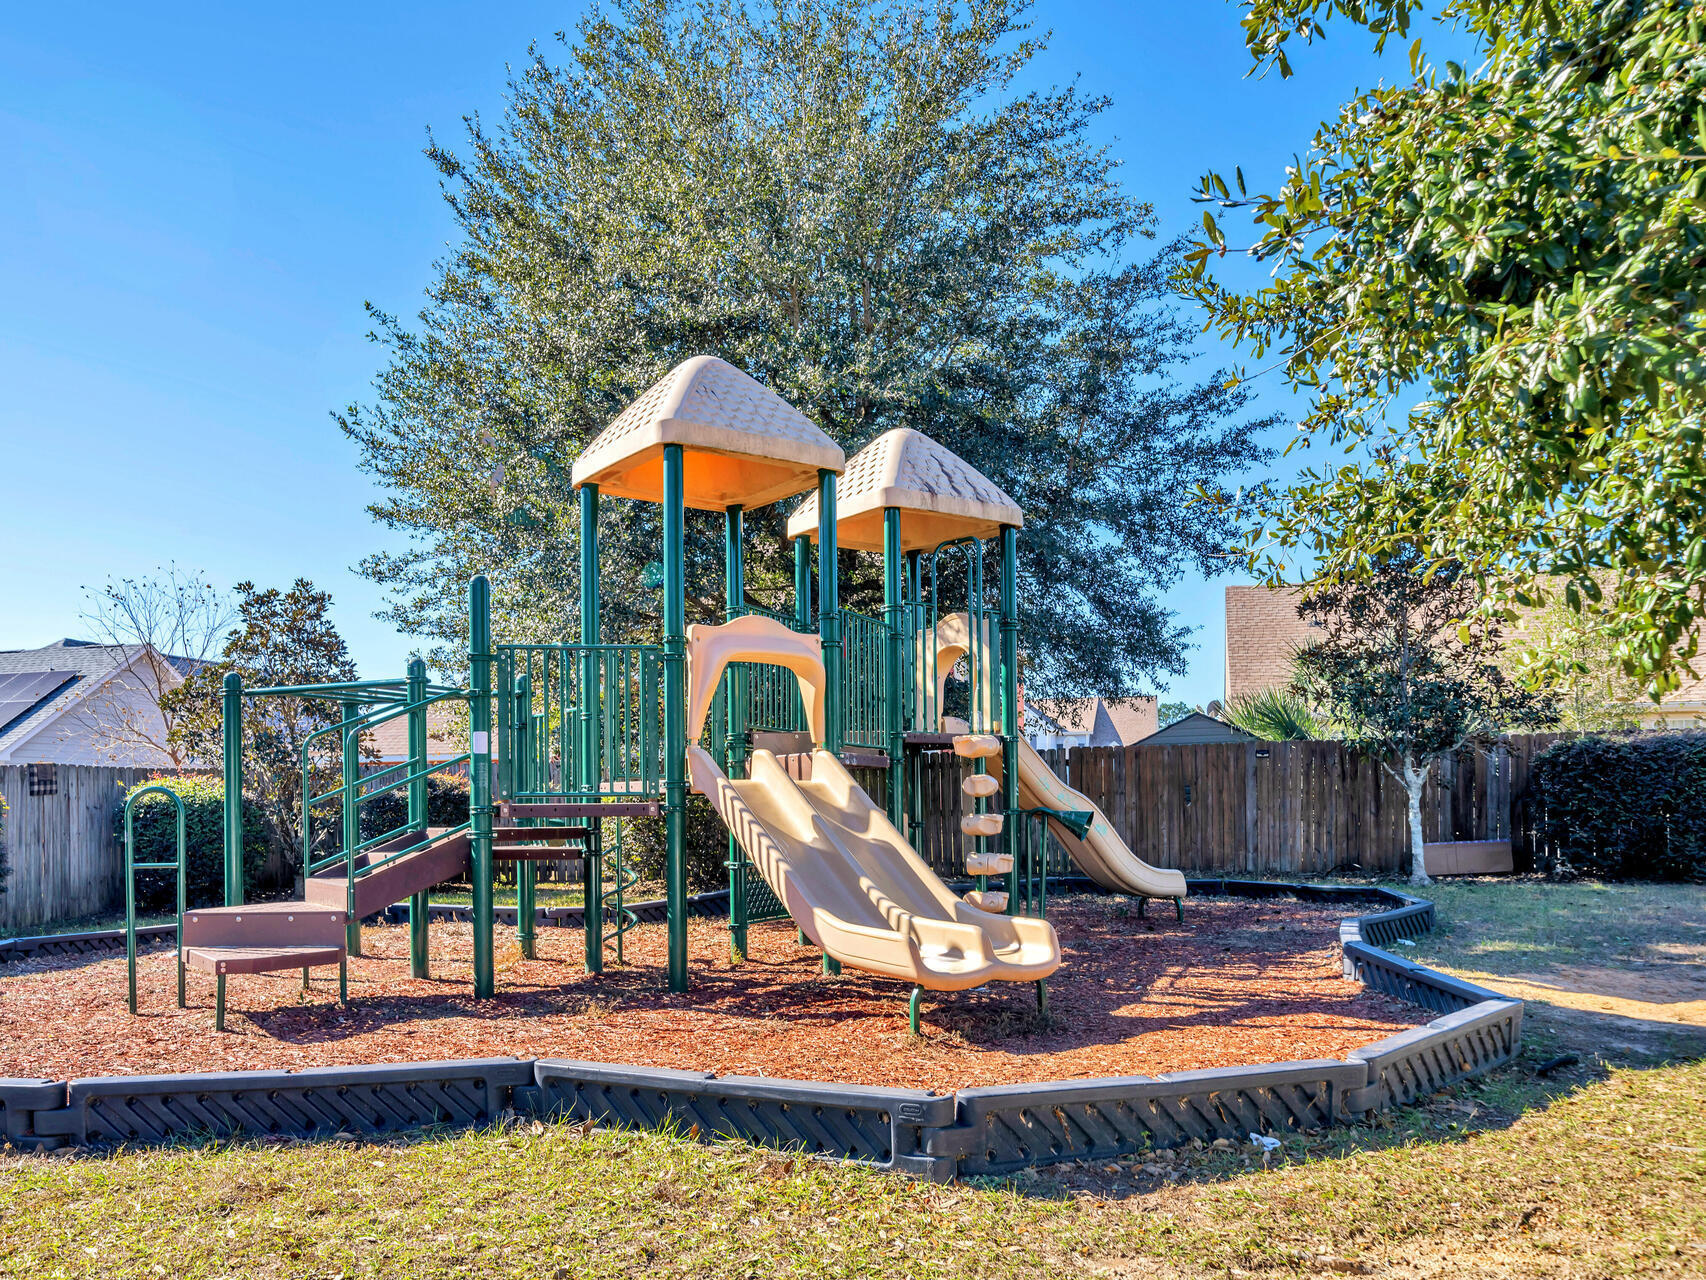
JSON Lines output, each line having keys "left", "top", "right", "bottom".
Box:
{"left": 570, "top": 356, "right": 843, "bottom": 511}
{"left": 785, "top": 428, "right": 1022, "bottom": 553}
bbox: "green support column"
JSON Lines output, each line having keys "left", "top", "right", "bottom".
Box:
{"left": 407, "top": 658, "right": 431, "bottom": 977}
{"left": 999, "top": 524, "right": 1022, "bottom": 917}
{"left": 905, "top": 549, "right": 924, "bottom": 849}
{"left": 883, "top": 506, "right": 905, "bottom": 828}
{"left": 817, "top": 469, "right": 841, "bottom": 755}
{"left": 793, "top": 535, "right": 812, "bottom": 630}
{"left": 662, "top": 444, "right": 689, "bottom": 993}
{"left": 469, "top": 575, "right": 495, "bottom": 998}
{"left": 725, "top": 505, "right": 748, "bottom": 962}
{"left": 579, "top": 483, "right": 603, "bottom": 973}
{"left": 221, "top": 672, "right": 243, "bottom": 906}
{"left": 816, "top": 470, "right": 842, "bottom": 977}
{"left": 342, "top": 716, "right": 362, "bottom": 955}
{"left": 514, "top": 673, "right": 537, "bottom": 960}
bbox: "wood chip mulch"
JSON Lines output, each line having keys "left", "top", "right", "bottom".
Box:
{"left": 0, "top": 895, "right": 1426, "bottom": 1092}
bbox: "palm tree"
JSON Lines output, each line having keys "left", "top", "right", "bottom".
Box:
{"left": 1222, "top": 688, "right": 1322, "bottom": 741}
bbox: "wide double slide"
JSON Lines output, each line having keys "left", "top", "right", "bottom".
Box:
{"left": 930, "top": 614, "right": 1186, "bottom": 904}
{"left": 685, "top": 615, "right": 1060, "bottom": 992}
{"left": 688, "top": 746, "right": 1059, "bottom": 989}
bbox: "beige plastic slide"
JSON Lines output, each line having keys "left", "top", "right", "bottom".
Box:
{"left": 931, "top": 613, "right": 1186, "bottom": 904}
{"left": 685, "top": 615, "right": 1060, "bottom": 992}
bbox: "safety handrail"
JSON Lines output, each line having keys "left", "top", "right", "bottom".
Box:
{"left": 124, "top": 785, "right": 187, "bottom": 1016}
{"left": 298, "top": 690, "right": 469, "bottom": 866}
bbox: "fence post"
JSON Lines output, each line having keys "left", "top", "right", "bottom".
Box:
{"left": 407, "top": 658, "right": 430, "bottom": 977}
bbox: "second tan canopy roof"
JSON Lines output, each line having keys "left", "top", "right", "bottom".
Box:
{"left": 785, "top": 427, "right": 1022, "bottom": 552}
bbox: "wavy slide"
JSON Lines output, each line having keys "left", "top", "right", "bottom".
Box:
{"left": 688, "top": 744, "right": 1059, "bottom": 991}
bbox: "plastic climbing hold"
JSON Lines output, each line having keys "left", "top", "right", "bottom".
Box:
{"left": 960, "top": 812, "right": 1004, "bottom": 838}
{"left": 961, "top": 773, "right": 1001, "bottom": 798}
{"left": 965, "top": 852, "right": 1013, "bottom": 877}
{"left": 951, "top": 734, "right": 1002, "bottom": 760}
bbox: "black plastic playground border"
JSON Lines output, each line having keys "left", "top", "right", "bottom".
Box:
{"left": 0, "top": 881, "right": 1522, "bottom": 1178}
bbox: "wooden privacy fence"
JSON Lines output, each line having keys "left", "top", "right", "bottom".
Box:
{"left": 907, "top": 734, "right": 1565, "bottom": 881}
{"left": 1049, "top": 735, "right": 1564, "bottom": 877}
{"left": 0, "top": 765, "right": 189, "bottom": 934}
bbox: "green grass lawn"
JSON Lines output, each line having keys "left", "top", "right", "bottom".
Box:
{"left": 4, "top": 880, "right": 1703, "bottom": 1278}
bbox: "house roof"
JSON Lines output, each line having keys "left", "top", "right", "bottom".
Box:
{"left": 1141, "top": 711, "right": 1257, "bottom": 746}
{"left": 362, "top": 702, "right": 465, "bottom": 761}
{"left": 1026, "top": 696, "right": 1157, "bottom": 747}
{"left": 570, "top": 356, "right": 844, "bottom": 511}
{"left": 0, "top": 640, "right": 189, "bottom": 758}
{"left": 786, "top": 428, "right": 1022, "bottom": 552}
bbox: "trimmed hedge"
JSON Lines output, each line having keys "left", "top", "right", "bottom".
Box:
{"left": 1531, "top": 733, "right": 1706, "bottom": 881}
{"left": 357, "top": 772, "right": 471, "bottom": 844}
{"left": 115, "top": 776, "right": 271, "bottom": 911}
{"left": 621, "top": 796, "right": 727, "bottom": 891}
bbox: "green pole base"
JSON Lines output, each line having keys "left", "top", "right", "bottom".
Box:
{"left": 822, "top": 954, "right": 841, "bottom": 977}
{"left": 1176, "top": 897, "right": 1185, "bottom": 922}
{"left": 302, "top": 967, "right": 310, "bottom": 991}
{"left": 908, "top": 986, "right": 924, "bottom": 1036}
{"left": 216, "top": 974, "right": 227, "bottom": 1033}
{"left": 1036, "top": 979, "right": 1048, "bottom": 1019}
{"left": 1137, "top": 896, "right": 1146, "bottom": 919}
{"left": 410, "top": 890, "right": 430, "bottom": 979}
{"left": 339, "top": 956, "right": 349, "bottom": 1004}
{"left": 797, "top": 927, "right": 809, "bottom": 947}
{"left": 346, "top": 919, "right": 362, "bottom": 957}
{"left": 178, "top": 958, "right": 186, "bottom": 1010}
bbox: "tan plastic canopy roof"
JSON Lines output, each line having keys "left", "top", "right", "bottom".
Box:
{"left": 570, "top": 356, "right": 844, "bottom": 511}
{"left": 784, "top": 427, "right": 1022, "bottom": 552}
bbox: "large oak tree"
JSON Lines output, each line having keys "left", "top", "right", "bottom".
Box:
{"left": 339, "top": 0, "right": 1273, "bottom": 698}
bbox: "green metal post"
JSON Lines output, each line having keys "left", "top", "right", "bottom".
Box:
{"left": 817, "top": 469, "right": 841, "bottom": 755}
{"left": 407, "top": 657, "right": 430, "bottom": 978}
{"left": 342, "top": 715, "right": 362, "bottom": 955}
{"left": 793, "top": 535, "right": 812, "bottom": 631}
{"left": 725, "top": 505, "right": 748, "bottom": 963}
{"left": 221, "top": 672, "right": 243, "bottom": 906}
{"left": 124, "top": 787, "right": 186, "bottom": 1015}
{"left": 662, "top": 444, "right": 689, "bottom": 993}
{"left": 580, "top": 482, "right": 603, "bottom": 973}
{"left": 905, "top": 549, "right": 924, "bottom": 850}
{"left": 470, "top": 575, "right": 496, "bottom": 998}
{"left": 1000, "top": 525, "right": 1022, "bottom": 915}
{"left": 515, "top": 673, "right": 537, "bottom": 960}
{"left": 883, "top": 506, "right": 905, "bottom": 827}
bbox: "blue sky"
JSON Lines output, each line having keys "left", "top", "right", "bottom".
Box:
{"left": 0, "top": 2, "right": 1461, "bottom": 707}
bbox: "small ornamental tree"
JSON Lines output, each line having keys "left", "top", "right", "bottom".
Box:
{"left": 1290, "top": 547, "right": 1554, "bottom": 884}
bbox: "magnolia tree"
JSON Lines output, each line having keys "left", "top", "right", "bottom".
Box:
{"left": 1290, "top": 548, "right": 1554, "bottom": 884}
{"left": 167, "top": 580, "right": 363, "bottom": 872}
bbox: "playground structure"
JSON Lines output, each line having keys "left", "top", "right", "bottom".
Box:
{"left": 126, "top": 356, "right": 1187, "bottom": 1030}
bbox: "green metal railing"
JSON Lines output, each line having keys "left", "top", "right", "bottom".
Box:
{"left": 496, "top": 644, "right": 662, "bottom": 801}
{"left": 123, "top": 785, "right": 187, "bottom": 1015}
{"left": 840, "top": 607, "right": 888, "bottom": 750}
{"left": 294, "top": 690, "right": 472, "bottom": 951}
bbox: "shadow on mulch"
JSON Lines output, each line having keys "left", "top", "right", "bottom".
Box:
{"left": 0, "top": 895, "right": 1428, "bottom": 1091}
